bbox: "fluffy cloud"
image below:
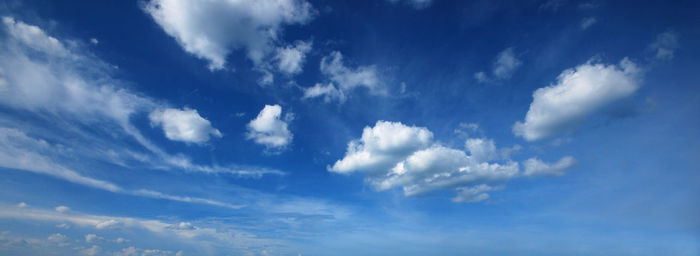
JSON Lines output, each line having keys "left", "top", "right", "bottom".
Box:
{"left": 143, "top": 0, "right": 315, "bottom": 70}
{"left": 330, "top": 121, "right": 573, "bottom": 200}
{"left": 513, "top": 58, "right": 640, "bottom": 141}
{"left": 474, "top": 47, "right": 521, "bottom": 83}
{"left": 149, "top": 108, "right": 222, "bottom": 144}
{"left": 304, "top": 51, "right": 382, "bottom": 102}
{"left": 246, "top": 105, "right": 293, "bottom": 149}
{"left": 275, "top": 41, "right": 312, "bottom": 75}
{"left": 649, "top": 31, "right": 679, "bottom": 60}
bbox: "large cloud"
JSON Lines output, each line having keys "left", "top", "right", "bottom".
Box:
{"left": 513, "top": 58, "right": 641, "bottom": 141}
{"left": 246, "top": 104, "right": 293, "bottom": 149}
{"left": 330, "top": 121, "right": 574, "bottom": 201}
{"left": 143, "top": 0, "right": 315, "bottom": 70}
{"left": 149, "top": 108, "right": 222, "bottom": 144}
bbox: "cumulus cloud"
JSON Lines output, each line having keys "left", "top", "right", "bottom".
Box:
{"left": 304, "top": 51, "right": 382, "bottom": 102}
{"left": 149, "top": 108, "right": 222, "bottom": 144}
{"left": 275, "top": 41, "right": 312, "bottom": 75}
{"left": 649, "top": 31, "right": 679, "bottom": 61}
{"left": 513, "top": 58, "right": 641, "bottom": 141}
{"left": 246, "top": 105, "right": 293, "bottom": 149}
{"left": 474, "top": 47, "right": 521, "bottom": 83}
{"left": 330, "top": 121, "right": 574, "bottom": 201}
{"left": 143, "top": 0, "right": 315, "bottom": 70}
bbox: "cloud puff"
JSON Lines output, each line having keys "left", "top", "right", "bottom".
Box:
{"left": 275, "top": 41, "right": 312, "bottom": 75}
{"left": 95, "top": 219, "right": 123, "bottom": 230}
{"left": 47, "top": 233, "right": 68, "bottom": 243}
{"left": 149, "top": 108, "right": 222, "bottom": 144}
{"left": 304, "top": 51, "right": 382, "bottom": 102}
{"left": 246, "top": 105, "right": 293, "bottom": 149}
{"left": 330, "top": 121, "right": 574, "bottom": 200}
{"left": 513, "top": 58, "right": 640, "bottom": 141}
{"left": 143, "top": 0, "right": 315, "bottom": 70}
{"left": 475, "top": 47, "right": 521, "bottom": 83}
{"left": 649, "top": 31, "right": 679, "bottom": 61}
{"left": 55, "top": 206, "right": 70, "bottom": 213}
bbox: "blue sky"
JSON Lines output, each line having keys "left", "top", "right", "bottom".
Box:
{"left": 0, "top": 0, "right": 698, "bottom": 255}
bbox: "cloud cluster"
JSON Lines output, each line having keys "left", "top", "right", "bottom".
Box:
{"left": 247, "top": 105, "right": 293, "bottom": 149}
{"left": 143, "top": 0, "right": 315, "bottom": 70}
{"left": 303, "top": 51, "right": 382, "bottom": 103}
{"left": 149, "top": 108, "right": 222, "bottom": 144}
{"left": 475, "top": 47, "right": 521, "bottom": 83}
{"left": 513, "top": 58, "right": 641, "bottom": 141}
{"left": 330, "top": 121, "right": 574, "bottom": 201}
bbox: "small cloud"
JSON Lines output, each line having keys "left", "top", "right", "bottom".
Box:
{"left": 149, "top": 107, "right": 222, "bottom": 144}
{"left": 246, "top": 104, "right": 293, "bottom": 150}
{"left": 580, "top": 17, "right": 597, "bottom": 30}
{"left": 81, "top": 245, "right": 100, "bottom": 256}
{"left": 16, "top": 202, "right": 28, "bottom": 208}
{"left": 475, "top": 47, "right": 521, "bottom": 83}
{"left": 649, "top": 30, "right": 680, "bottom": 61}
{"left": 85, "top": 234, "right": 105, "bottom": 243}
{"left": 55, "top": 205, "right": 70, "bottom": 213}
{"left": 47, "top": 233, "right": 68, "bottom": 243}
{"left": 56, "top": 223, "right": 70, "bottom": 229}
{"left": 89, "top": 38, "right": 99, "bottom": 45}
{"left": 95, "top": 219, "right": 123, "bottom": 230}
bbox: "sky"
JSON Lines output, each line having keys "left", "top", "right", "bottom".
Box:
{"left": 0, "top": 0, "right": 698, "bottom": 255}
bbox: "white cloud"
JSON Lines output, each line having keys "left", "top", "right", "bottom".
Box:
{"left": 2, "top": 17, "right": 68, "bottom": 56}
{"left": 47, "top": 233, "right": 68, "bottom": 243}
{"left": 474, "top": 47, "right": 521, "bottom": 83}
{"left": 85, "top": 234, "right": 104, "bottom": 243}
{"left": 330, "top": 121, "right": 574, "bottom": 200}
{"left": 580, "top": 17, "right": 597, "bottom": 30}
{"left": 149, "top": 108, "right": 222, "bottom": 144}
{"left": 81, "top": 245, "right": 100, "bottom": 256}
{"left": 275, "top": 41, "right": 312, "bottom": 75}
{"left": 386, "top": 0, "right": 433, "bottom": 9}
{"left": 55, "top": 206, "right": 70, "bottom": 213}
{"left": 452, "top": 184, "right": 500, "bottom": 203}
{"left": 649, "top": 31, "right": 679, "bottom": 60}
{"left": 143, "top": 0, "right": 315, "bottom": 70}
{"left": 0, "top": 17, "right": 279, "bottom": 177}
{"left": 523, "top": 156, "right": 576, "bottom": 176}
{"left": 17, "top": 202, "right": 28, "bottom": 208}
{"left": 246, "top": 105, "right": 293, "bottom": 149}
{"left": 95, "top": 219, "right": 123, "bottom": 230}
{"left": 330, "top": 121, "right": 433, "bottom": 174}
{"left": 302, "top": 83, "right": 346, "bottom": 103}
{"left": 305, "top": 51, "right": 382, "bottom": 102}
{"left": 513, "top": 58, "right": 640, "bottom": 141}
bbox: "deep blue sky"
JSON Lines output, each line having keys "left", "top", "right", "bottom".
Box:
{"left": 0, "top": 0, "right": 698, "bottom": 255}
